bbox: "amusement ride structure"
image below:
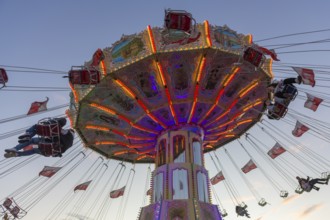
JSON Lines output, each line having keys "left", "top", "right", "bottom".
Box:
{"left": 66, "top": 9, "right": 273, "bottom": 219}
{"left": 1, "top": 8, "right": 329, "bottom": 220}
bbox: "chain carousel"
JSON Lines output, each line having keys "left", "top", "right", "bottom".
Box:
{"left": 67, "top": 9, "right": 274, "bottom": 220}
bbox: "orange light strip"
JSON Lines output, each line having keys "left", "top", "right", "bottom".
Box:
{"left": 89, "top": 102, "right": 158, "bottom": 134}
{"left": 100, "top": 60, "right": 107, "bottom": 76}
{"left": 113, "top": 150, "right": 136, "bottom": 156}
{"left": 69, "top": 82, "right": 79, "bottom": 103}
{"left": 156, "top": 62, "right": 166, "bottom": 86}
{"left": 137, "top": 148, "right": 156, "bottom": 155}
{"left": 114, "top": 79, "right": 135, "bottom": 98}
{"left": 86, "top": 125, "right": 109, "bottom": 132}
{"left": 236, "top": 118, "right": 253, "bottom": 126}
{"left": 137, "top": 154, "right": 155, "bottom": 161}
{"left": 65, "top": 110, "right": 74, "bottom": 128}
{"left": 90, "top": 103, "right": 116, "bottom": 115}
{"left": 204, "top": 109, "right": 230, "bottom": 128}
{"left": 196, "top": 56, "right": 207, "bottom": 83}
{"left": 137, "top": 99, "right": 167, "bottom": 128}
{"left": 223, "top": 67, "right": 240, "bottom": 87}
{"left": 238, "top": 81, "right": 259, "bottom": 98}
{"left": 198, "top": 67, "right": 240, "bottom": 125}
{"left": 156, "top": 61, "right": 178, "bottom": 124}
{"left": 242, "top": 99, "right": 263, "bottom": 112}
{"left": 86, "top": 125, "right": 155, "bottom": 140}
{"left": 204, "top": 20, "right": 212, "bottom": 47}
{"left": 95, "top": 141, "right": 128, "bottom": 147}
{"left": 147, "top": 25, "right": 157, "bottom": 54}
{"left": 246, "top": 34, "right": 253, "bottom": 45}
{"left": 115, "top": 79, "right": 166, "bottom": 129}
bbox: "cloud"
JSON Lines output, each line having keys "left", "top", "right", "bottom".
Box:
{"left": 299, "top": 203, "right": 324, "bottom": 218}
{"left": 281, "top": 194, "right": 300, "bottom": 205}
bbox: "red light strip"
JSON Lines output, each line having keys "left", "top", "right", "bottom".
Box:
{"left": 147, "top": 25, "right": 157, "bottom": 54}
{"left": 156, "top": 61, "right": 178, "bottom": 125}
{"left": 188, "top": 56, "right": 207, "bottom": 123}
{"left": 89, "top": 103, "right": 158, "bottom": 134}
{"left": 115, "top": 79, "right": 166, "bottom": 129}
{"left": 198, "top": 67, "right": 240, "bottom": 125}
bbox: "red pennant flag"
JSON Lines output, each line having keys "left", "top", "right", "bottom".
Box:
{"left": 267, "top": 142, "right": 286, "bottom": 159}
{"left": 292, "top": 67, "right": 315, "bottom": 87}
{"left": 74, "top": 180, "right": 92, "bottom": 192}
{"left": 91, "top": 48, "right": 105, "bottom": 67}
{"left": 39, "top": 166, "right": 62, "bottom": 178}
{"left": 110, "top": 186, "right": 125, "bottom": 198}
{"left": 304, "top": 93, "right": 323, "bottom": 111}
{"left": 210, "top": 171, "right": 225, "bottom": 185}
{"left": 241, "top": 159, "right": 257, "bottom": 174}
{"left": 27, "top": 97, "right": 49, "bottom": 115}
{"left": 0, "top": 68, "right": 8, "bottom": 84}
{"left": 257, "top": 46, "right": 280, "bottom": 61}
{"left": 146, "top": 188, "right": 152, "bottom": 196}
{"left": 292, "top": 121, "right": 309, "bottom": 137}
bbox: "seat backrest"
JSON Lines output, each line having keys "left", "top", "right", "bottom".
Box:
{"left": 36, "top": 123, "right": 60, "bottom": 137}
{"left": 10, "top": 206, "right": 20, "bottom": 217}
{"left": 3, "top": 198, "right": 12, "bottom": 210}
{"left": 165, "top": 12, "right": 192, "bottom": 32}
{"left": 38, "top": 142, "right": 62, "bottom": 157}
{"left": 243, "top": 47, "right": 265, "bottom": 67}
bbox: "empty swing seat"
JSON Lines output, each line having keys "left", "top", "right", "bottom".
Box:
{"left": 295, "top": 186, "right": 304, "bottom": 194}
{"left": 165, "top": 9, "right": 193, "bottom": 33}
{"left": 280, "top": 190, "right": 289, "bottom": 198}
{"left": 221, "top": 210, "right": 228, "bottom": 217}
{"left": 243, "top": 47, "right": 265, "bottom": 68}
{"left": 3, "top": 198, "right": 12, "bottom": 210}
{"left": 69, "top": 68, "right": 100, "bottom": 85}
{"left": 258, "top": 198, "right": 267, "bottom": 206}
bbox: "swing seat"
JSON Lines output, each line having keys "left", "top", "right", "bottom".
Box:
{"left": 38, "top": 142, "right": 62, "bottom": 157}
{"left": 3, "top": 198, "right": 12, "bottom": 210}
{"left": 240, "top": 202, "right": 248, "bottom": 209}
{"left": 221, "top": 210, "right": 228, "bottom": 217}
{"left": 269, "top": 102, "right": 288, "bottom": 120}
{"left": 91, "top": 48, "right": 105, "bottom": 66}
{"left": 243, "top": 47, "right": 265, "bottom": 68}
{"left": 258, "top": 198, "right": 267, "bottom": 206}
{"left": 295, "top": 186, "right": 304, "bottom": 194}
{"left": 165, "top": 9, "right": 193, "bottom": 33}
{"left": 280, "top": 190, "right": 289, "bottom": 198}
{"left": 36, "top": 122, "right": 60, "bottom": 137}
{"left": 69, "top": 67, "right": 100, "bottom": 85}
{"left": 10, "top": 206, "right": 19, "bottom": 218}
{"left": 0, "top": 68, "right": 8, "bottom": 84}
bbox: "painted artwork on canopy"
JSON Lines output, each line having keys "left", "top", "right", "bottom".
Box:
{"left": 213, "top": 25, "right": 242, "bottom": 49}
{"left": 110, "top": 35, "right": 145, "bottom": 64}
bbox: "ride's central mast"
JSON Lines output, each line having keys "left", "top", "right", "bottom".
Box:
{"left": 139, "top": 125, "right": 222, "bottom": 220}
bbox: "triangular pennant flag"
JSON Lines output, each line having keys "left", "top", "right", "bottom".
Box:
{"left": 110, "top": 186, "right": 125, "bottom": 198}
{"left": 257, "top": 46, "right": 280, "bottom": 61}
{"left": 267, "top": 142, "right": 286, "bottom": 159}
{"left": 210, "top": 171, "right": 225, "bottom": 185}
{"left": 39, "top": 166, "right": 62, "bottom": 178}
{"left": 292, "top": 67, "right": 315, "bottom": 87}
{"left": 241, "top": 159, "right": 257, "bottom": 174}
{"left": 74, "top": 180, "right": 92, "bottom": 192}
{"left": 27, "top": 97, "right": 49, "bottom": 115}
{"left": 304, "top": 93, "right": 323, "bottom": 111}
{"left": 292, "top": 121, "right": 309, "bottom": 137}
